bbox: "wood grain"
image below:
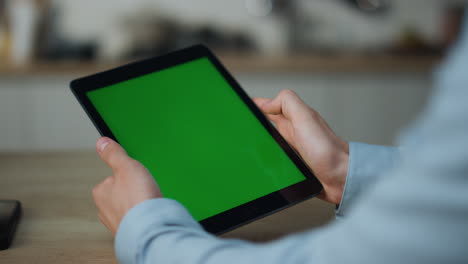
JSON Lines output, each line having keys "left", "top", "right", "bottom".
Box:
{"left": 0, "top": 152, "right": 334, "bottom": 263}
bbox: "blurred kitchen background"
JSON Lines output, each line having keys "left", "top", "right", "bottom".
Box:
{"left": 0, "top": 0, "right": 466, "bottom": 151}
{"left": 0, "top": 0, "right": 467, "bottom": 242}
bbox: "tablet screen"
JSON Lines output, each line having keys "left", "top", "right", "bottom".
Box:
{"left": 86, "top": 57, "right": 306, "bottom": 221}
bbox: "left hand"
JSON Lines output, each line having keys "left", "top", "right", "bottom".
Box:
{"left": 92, "top": 137, "right": 162, "bottom": 235}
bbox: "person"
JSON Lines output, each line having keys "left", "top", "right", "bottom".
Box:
{"left": 91, "top": 15, "right": 468, "bottom": 264}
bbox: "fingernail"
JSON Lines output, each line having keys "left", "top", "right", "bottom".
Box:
{"left": 98, "top": 138, "right": 110, "bottom": 153}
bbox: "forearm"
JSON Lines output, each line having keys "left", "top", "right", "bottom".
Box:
{"left": 115, "top": 143, "right": 401, "bottom": 263}
{"left": 116, "top": 140, "right": 468, "bottom": 264}
{"left": 115, "top": 198, "right": 318, "bottom": 264}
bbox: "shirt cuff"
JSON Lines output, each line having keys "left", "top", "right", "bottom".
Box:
{"left": 115, "top": 198, "right": 201, "bottom": 264}
{"left": 336, "top": 142, "right": 399, "bottom": 218}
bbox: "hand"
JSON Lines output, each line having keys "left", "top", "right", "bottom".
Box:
{"left": 92, "top": 137, "right": 162, "bottom": 235}
{"left": 253, "top": 90, "right": 349, "bottom": 205}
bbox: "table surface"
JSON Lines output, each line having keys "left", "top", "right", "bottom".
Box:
{"left": 0, "top": 152, "right": 334, "bottom": 263}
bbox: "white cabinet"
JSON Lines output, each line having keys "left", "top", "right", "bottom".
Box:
{"left": 0, "top": 71, "right": 431, "bottom": 151}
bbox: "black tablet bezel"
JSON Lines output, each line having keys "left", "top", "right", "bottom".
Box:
{"left": 70, "top": 45, "right": 323, "bottom": 235}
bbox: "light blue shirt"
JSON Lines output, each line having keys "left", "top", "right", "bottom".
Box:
{"left": 114, "top": 15, "right": 468, "bottom": 264}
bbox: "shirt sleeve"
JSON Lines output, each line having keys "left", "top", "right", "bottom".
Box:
{"left": 114, "top": 198, "right": 204, "bottom": 264}
{"left": 115, "top": 10, "right": 468, "bottom": 264}
{"left": 113, "top": 143, "right": 399, "bottom": 262}
{"left": 335, "top": 142, "right": 399, "bottom": 217}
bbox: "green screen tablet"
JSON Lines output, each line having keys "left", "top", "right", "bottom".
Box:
{"left": 71, "top": 45, "right": 322, "bottom": 234}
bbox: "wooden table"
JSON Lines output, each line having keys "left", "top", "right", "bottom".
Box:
{"left": 0, "top": 152, "right": 334, "bottom": 263}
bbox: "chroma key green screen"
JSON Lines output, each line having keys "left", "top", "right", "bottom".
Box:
{"left": 87, "top": 57, "right": 306, "bottom": 221}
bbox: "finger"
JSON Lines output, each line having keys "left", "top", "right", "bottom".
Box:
{"left": 261, "top": 90, "right": 311, "bottom": 122}
{"left": 266, "top": 113, "right": 284, "bottom": 124}
{"left": 251, "top": 97, "right": 287, "bottom": 127}
{"left": 252, "top": 97, "right": 272, "bottom": 110}
{"left": 253, "top": 97, "right": 285, "bottom": 123}
{"left": 96, "top": 137, "right": 132, "bottom": 172}
{"left": 92, "top": 176, "right": 114, "bottom": 204}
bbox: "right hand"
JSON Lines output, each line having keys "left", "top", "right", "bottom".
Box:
{"left": 253, "top": 90, "right": 349, "bottom": 205}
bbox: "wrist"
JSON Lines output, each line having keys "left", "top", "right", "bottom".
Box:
{"left": 320, "top": 141, "right": 349, "bottom": 205}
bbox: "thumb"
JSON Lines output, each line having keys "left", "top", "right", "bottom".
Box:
{"left": 96, "top": 137, "right": 132, "bottom": 171}
{"left": 252, "top": 97, "right": 272, "bottom": 111}
{"left": 262, "top": 90, "right": 311, "bottom": 122}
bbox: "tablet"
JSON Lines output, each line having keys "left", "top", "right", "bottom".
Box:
{"left": 70, "top": 45, "right": 322, "bottom": 234}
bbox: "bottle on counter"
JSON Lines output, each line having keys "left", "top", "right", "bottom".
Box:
{"left": 6, "top": 0, "right": 39, "bottom": 66}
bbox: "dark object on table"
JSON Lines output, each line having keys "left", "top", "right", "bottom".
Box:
{"left": 0, "top": 200, "right": 22, "bottom": 250}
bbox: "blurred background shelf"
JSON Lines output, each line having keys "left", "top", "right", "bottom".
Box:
{"left": 0, "top": 54, "right": 441, "bottom": 76}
